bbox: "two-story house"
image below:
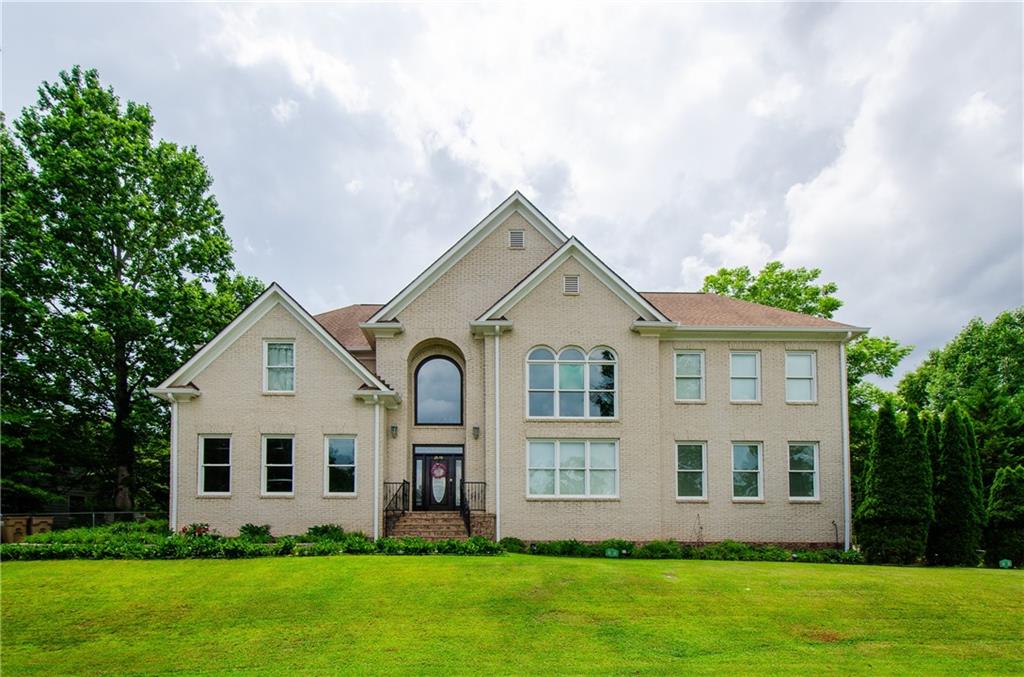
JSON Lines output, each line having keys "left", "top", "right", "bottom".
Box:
{"left": 150, "top": 192, "right": 867, "bottom": 547}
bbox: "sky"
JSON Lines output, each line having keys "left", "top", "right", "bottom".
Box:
{"left": 3, "top": 2, "right": 1022, "bottom": 385}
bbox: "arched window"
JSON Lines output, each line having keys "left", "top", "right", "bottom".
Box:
{"left": 527, "top": 346, "right": 617, "bottom": 418}
{"left": 415, "top": 356, "right": 463, "bottom": 425}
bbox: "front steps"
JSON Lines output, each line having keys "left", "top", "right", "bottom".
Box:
{"left": 388, "top": 511, "right": 468, "bottom": 540}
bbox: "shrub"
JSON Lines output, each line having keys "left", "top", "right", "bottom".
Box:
{"left": 274, "top": 536, "right": 298, "bottom": 556}
{"left": 238, "top": 524, "right": 272, "bottom": 543}
{"left": 24, "top": 520, "right": 169, "bottom": 545}
{"left": 592, "top": 539, "right": 635, "bottom": 558}
{"left": 304, "top": 524, "right": 346, "bottom": 542}
{"left": 984, "top": 465, "right": 1024, "bottom": 567}
{"left": 341, "top": 533, "right": 376, "bottom": 554}
{"left": 498, "top": 537, "right": 526, "bottom": 554}
{"left": 459, "top": 536, "right": 503, "bottom": 555}
{"left": 180, "top": 523, "right": 213, "bottom": 538}
{"left": 634, "top": 540, "right": 682, "bottom": 559}
{"left": 532, "top": 540, "right": 591, "bottom": 557}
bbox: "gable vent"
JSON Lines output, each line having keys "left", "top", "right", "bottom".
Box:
{"left": 508, "top": 229, "right": 525, "bottom": 249}
{"left": 563, "top": 274, "right": 580, "bottom": 295}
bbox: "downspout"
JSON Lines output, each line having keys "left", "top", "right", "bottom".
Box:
{"left": 494, "top": 329, "right": 502, "bottom": 541}
{"left": 169, "top": 399, "right": 179, "bottom": 532}
{"left": 373, "top": 398, "right": 381, "bottom": 540}
{"left": 840, "top": 332, "right": 852, "bottom": 551}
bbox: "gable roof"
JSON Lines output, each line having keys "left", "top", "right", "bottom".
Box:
{"left": 155, "top": 283, "right": 389, "bottom": 392}
{"left": 367, "top": 191, "right": 568, "bottom": 322}
{"left": 314, "top": 304, "right": 382, "bottom": 351}
{"left": 641, "top": 292, "right": 866, "bottom": 330}
{"left": 478, "top": 237, "right": 672, "bottom": 323}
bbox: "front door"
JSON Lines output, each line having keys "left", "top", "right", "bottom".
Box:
{"left": 413, "top": 446, "right": 463, "bottom": 510}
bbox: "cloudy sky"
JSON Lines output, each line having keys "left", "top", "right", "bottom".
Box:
{"left": 4, "top": 2, "right": 1022, "bottom": 383}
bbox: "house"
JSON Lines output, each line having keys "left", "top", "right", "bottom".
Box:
{"left": 150, "top": 192, "right": 867, "bottom": 547}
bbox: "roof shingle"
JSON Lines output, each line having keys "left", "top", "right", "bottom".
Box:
{"left": 640, "top": 292, "right": 861, "bottom": 330}
{"left": 313, "top": 304, "right": 382, "bottom": 351}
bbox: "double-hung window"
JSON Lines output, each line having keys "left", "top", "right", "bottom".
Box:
{"left": 676, "top": 442, "right": 706, "bottom": 500}
{"left": 785, "top": 352, "right": 816, "bottom": 402}
{"left": 325, "top": 436, "right": 356, "bottom": 495}
{"left": 730, "top": 351, "right": 760, "bottom": 402}
{"left": 527, "top": 439, "right": 618, "bottom": 497}
{"left": 262, "top": 436, "right": 294, "bottom": 495}
{"left": 674, "top": 351, "right": 705, "bottom": 401}
{"left": 788, "top": 442, "right": 819, "bottom": 500}
{"left": 527, "top": 347, "right": 617, "bottom": 418}
{"left": 198, "top": 436, "right": 231, "bottom": 495}
{"left": 264, "top": 341, "right": 295, "bottom": 392}
{"left": 732, "top": 442, "right": 763, "bottom": 500}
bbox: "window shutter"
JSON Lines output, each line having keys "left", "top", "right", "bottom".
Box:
{"left": 563, "top": 275, "right": 580, "bottom": 295}
{"left": 508, "top": 230, "right": 525, "bottom": 249}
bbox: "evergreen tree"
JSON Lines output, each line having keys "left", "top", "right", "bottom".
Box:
{"left": 983, "top": 465, "right": 1024, "bottom": 567}
{"left": 928, "top": 403, "right": 984, "bottom": 565}
{"left": 925, "top": 413, "right": 941, "bottom": 495}
{"left": 855, "top": 400, "right": 932, "bottom": 563}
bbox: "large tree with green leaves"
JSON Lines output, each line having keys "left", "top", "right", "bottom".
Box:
{"left": 1, "top": 67, "right": 262, "bottom": 511}
{"left": 928, "top": 403, "right": 985, "bottom": 566}
{"left": 701, "top": 260, "right": 843, "bottom": 318}
{"left": 983, "top": 465, "right": 1024, "bottom": 568}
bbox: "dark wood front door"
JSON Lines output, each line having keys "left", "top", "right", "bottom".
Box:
{"left": 413, "top": 446, "right": 463, "bottom": 511}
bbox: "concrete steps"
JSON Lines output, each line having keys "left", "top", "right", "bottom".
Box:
{"left": 389, "top": 511, "right": 469, "bottom": 540}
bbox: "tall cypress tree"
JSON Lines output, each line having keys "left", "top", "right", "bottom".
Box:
{"left": 855, "top": 400, "right": 932, "bottom": 563}
{"left": 928, "top": 403, "right": 984, "bottom": 565}
{"left": 983, "top": 465, "right": 1024, "bottom": 567}
{"left": 925, "top": 413, "right": 942, "bottom": 495}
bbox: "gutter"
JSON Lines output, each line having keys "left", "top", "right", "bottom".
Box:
{"left": 840, "top": 331, "right": 853, "bottom": 550}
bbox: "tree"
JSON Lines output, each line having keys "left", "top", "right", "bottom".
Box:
{"left": 701, "top": 261, "right": 842, "bottom": 318}
{"left": 928, "top": 403, "right": 985, "bottom": 566}
{"left": 1, "top": 67, "right": 262, "bottom": 511}
{"left": 925, "top": 413, "right": 941, "bottom": 495}
{"left": 983, "top": 465, "right": 1024, "bottom": 568}
{"left": 855, "top": 400, "right": 932, "bottom": 563}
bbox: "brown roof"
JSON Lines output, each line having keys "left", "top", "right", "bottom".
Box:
{"left": 313, "top": 304, "right": 382, "bottom": 351}
{"left": 640, "top": 292, "right": 862, "bottom": 330}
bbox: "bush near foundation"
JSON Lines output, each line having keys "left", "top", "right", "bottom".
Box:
{"left": 983, "top": 465, "right": 1024, "bottom": 568}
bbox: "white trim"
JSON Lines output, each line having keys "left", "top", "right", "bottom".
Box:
{"left": 156, "top": 283, "right": 388, "bottom": 392}
{"left": 494, "top": 329, "right": 502, "bottom": 541}
{"left": 197, "top": 434, "right": 232, "bottom": 497}
{"left": 731, "top": 441, "right": 764, "bottom": 501}
{"left": 526, "top": 439, "right": 620, "bottom": 499}
{"left": 840, "top": 338, "right": 852, "bottom": 550}
{"left": 673, "top": 350, "right": 706, "bottom": 403}
{"left": 675, "top": 441, "right": 707, "bottom": 501}
{"left": 785, "top": 351, "right": 817, "bottom": 403}
{"left": 170, "top": 401, "right": 178, "bottom": 530}
{"left": 263, "top": 339, "right": 296, "bottom": 394}
{"left": 373, "top": 402, "right": 381, "bottom": 539}
{"left": 148, "top": 386, "right": 200, "bottom": 402}
{"left": 478, "top": 238, "right": 670, "bottom": 322}
{"left": 631, "top": 322, "right": 869, "bottom": 340}
{"left": 787, "top": 441, "right": 820, "bottom": 501}
{"left": 369, "top": 192, "right": 567, "bottom": 322}
{"left": 261, "top": 435, "right": 295, "bottom": 497}
{"left": 729, "top": 351, "right": 761, "bottom": 403}
{"left": 323, "top": 435, "right": 357, "bottom": 497}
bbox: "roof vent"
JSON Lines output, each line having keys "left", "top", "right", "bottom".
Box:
{"left": 563, "top": 274, "right": 580, "bottom": 295}
{"left": 508, "top": 230, "right": 525, "bottom": 249}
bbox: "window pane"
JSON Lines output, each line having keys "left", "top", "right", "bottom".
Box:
{"left": 677, "top": 444, "right": 703, "bottom": 471}
{"left": 790, "top": 472, "right": 815, "bottom": 498}
{"left": 266, "top": 438, "right": 292, "bottom": 465}
{"left": 731, "top": 353, "right": 757, "bottom": 378}
{"left": 589, "top": 348, "right": 615, "bottom": 361}
{"left": 786, "top": 353, "right": 813, "bottom": 378}
{"left": 529, "top": 348, "right": 554, "bottom": 361}
{"left": 590, "top": 442, "right": 617, "bottom": 469}
{"left": 203, "top": 466, "right": 230, "bottom": 493}
{"left": 560, "top": 469, "right": 585, "bottom": 495}
{"left": 589, "top": 470, "right": 616, "bottom": 496}
{"left": 589, "top": 392, "right": 615, "bottom": 417}
{"left": 559, "top": 348, "right": 585, "bottom": 361}
{"left": 676, "top": 377, "right": 702, "bottom": 400}
{"left": 731, "top": 378, "right": 757, "bottom": 401}
{"left": 789, "top": 444, "right": 816, "bottom": 471}
{"left": 267, "top": 343, "right": 293, "bottom": 367}
{"left": 559, "top": 442, "right": 586, "bottom": 469}
{"left": 529, "top": 363, "right": 554, "bottom": 389}
{"left": 786, "top": 379, "right": 813, "bottom": 402}
{"left": 529, "top": 391, "right": 554, "bottom": 417}
{"left": 416, "top": 357, "right": 462, "bottom": 424}
{"left": 529, "top": 442, "right": 555, "bottom": 468}
{"left": 559, "top": 391, "right": 584, "bottom": 417}
{"left": 675, "top": 353, "right": 702, "bottom": 377}
{"left": 529, "top": 469, "right": 555, "bottom": 495}
{"left": 328, "top": 466, "right": 355, "bottom": 493}
{"left": 267, "top": 367, "right": 294, "bottom": 391}
{"left": 589, "top": 364, "right": 615, "bottom": 390}
{"left": 733, "top": 444, "right": 760, "bottom": 470}
{"left": 203, "top": 438, "right": 230, "bottom": 465}
{"left": 559, "top": 363, "right": 584, "bottom": 390}
{"left": 677, "top": 472, "right": 703, "bottom": 497}
{"left": 733, "top": 471, "right": 759, "bottom": 497}
{"left": 266, "top": 466, "right": 293, "bottom": 492}
{"left": 327, "top": 438, "right": 355, "bottom": 466}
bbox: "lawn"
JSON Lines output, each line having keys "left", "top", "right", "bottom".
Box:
{"left": 2, "top": 556, "right": 1021, "bottom": 675}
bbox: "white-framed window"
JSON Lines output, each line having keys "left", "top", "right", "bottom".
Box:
{"left": 198, "top": 436, "right": 231, "bottom": 495}
{"left": 785, "top": 352, "right": 817, "bottom": 403}
{"left": 508, "top": 229, "right": 525, "bottom": 249}
{"left": 788, "top": 442, "right": 819, "bottom": 500}
{"left": 562, "top": 274, "right": 580, "bottom": 295}
{"left": 527, "top": 439, "right": 618, "bottom": 498}
{"left": 527, "top": 347, "right": 617, "bottom": 418}
{"left": 676, "top": 442, "right": 707, "bottom": 500}
{"left": 262, "top": 435, "right": 294, "bottom": 496}
{"left": 732, "top": 442, "right": 763, "bottom": 500}
{"left": 324, "top": 436, "right": 356, "bottom": 495}
{"left": 674, "top": 351, "right": 705, "bottom": 402}
{"left": 264, "top": 340, "right": 295, "bottom": 393}
{"left": 730, "top": 351, "right": 760, "bottom": 402}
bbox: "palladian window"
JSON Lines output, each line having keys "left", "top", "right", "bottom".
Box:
{"left": 415, "top": 356, "right": 463, "bottom": 425}
{"left": 527, "top": 347, "right": 617, "bottom": 418}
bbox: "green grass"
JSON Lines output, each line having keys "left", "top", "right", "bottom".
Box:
{"left": 2, "top": 556, "right": 1021, "bottom": 675}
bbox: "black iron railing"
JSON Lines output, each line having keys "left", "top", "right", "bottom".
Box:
{"left": 382, "top": 481, "right": 409, "bottom": 537}
{"left": 459, "top": 480, "right": 486, "bottom": 536}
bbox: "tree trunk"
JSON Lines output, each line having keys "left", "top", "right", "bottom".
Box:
{"left": 112, "top": 339, "right": 134, "bottom": 511}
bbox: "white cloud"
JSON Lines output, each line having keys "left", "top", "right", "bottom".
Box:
{"left": 681, "top": 210, "right": 774, "bottom": 289}
{"left": 271, "top": 97, "right": 299, "bottom": 124}
{"left": 748, "top": 73, "right": 803, "bottom": 118}
{"left": 955, "top": 91, "right": 1006, "bottom": 130}
{"left": 344, "top": 178, "right": 364, "bottom": 195}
